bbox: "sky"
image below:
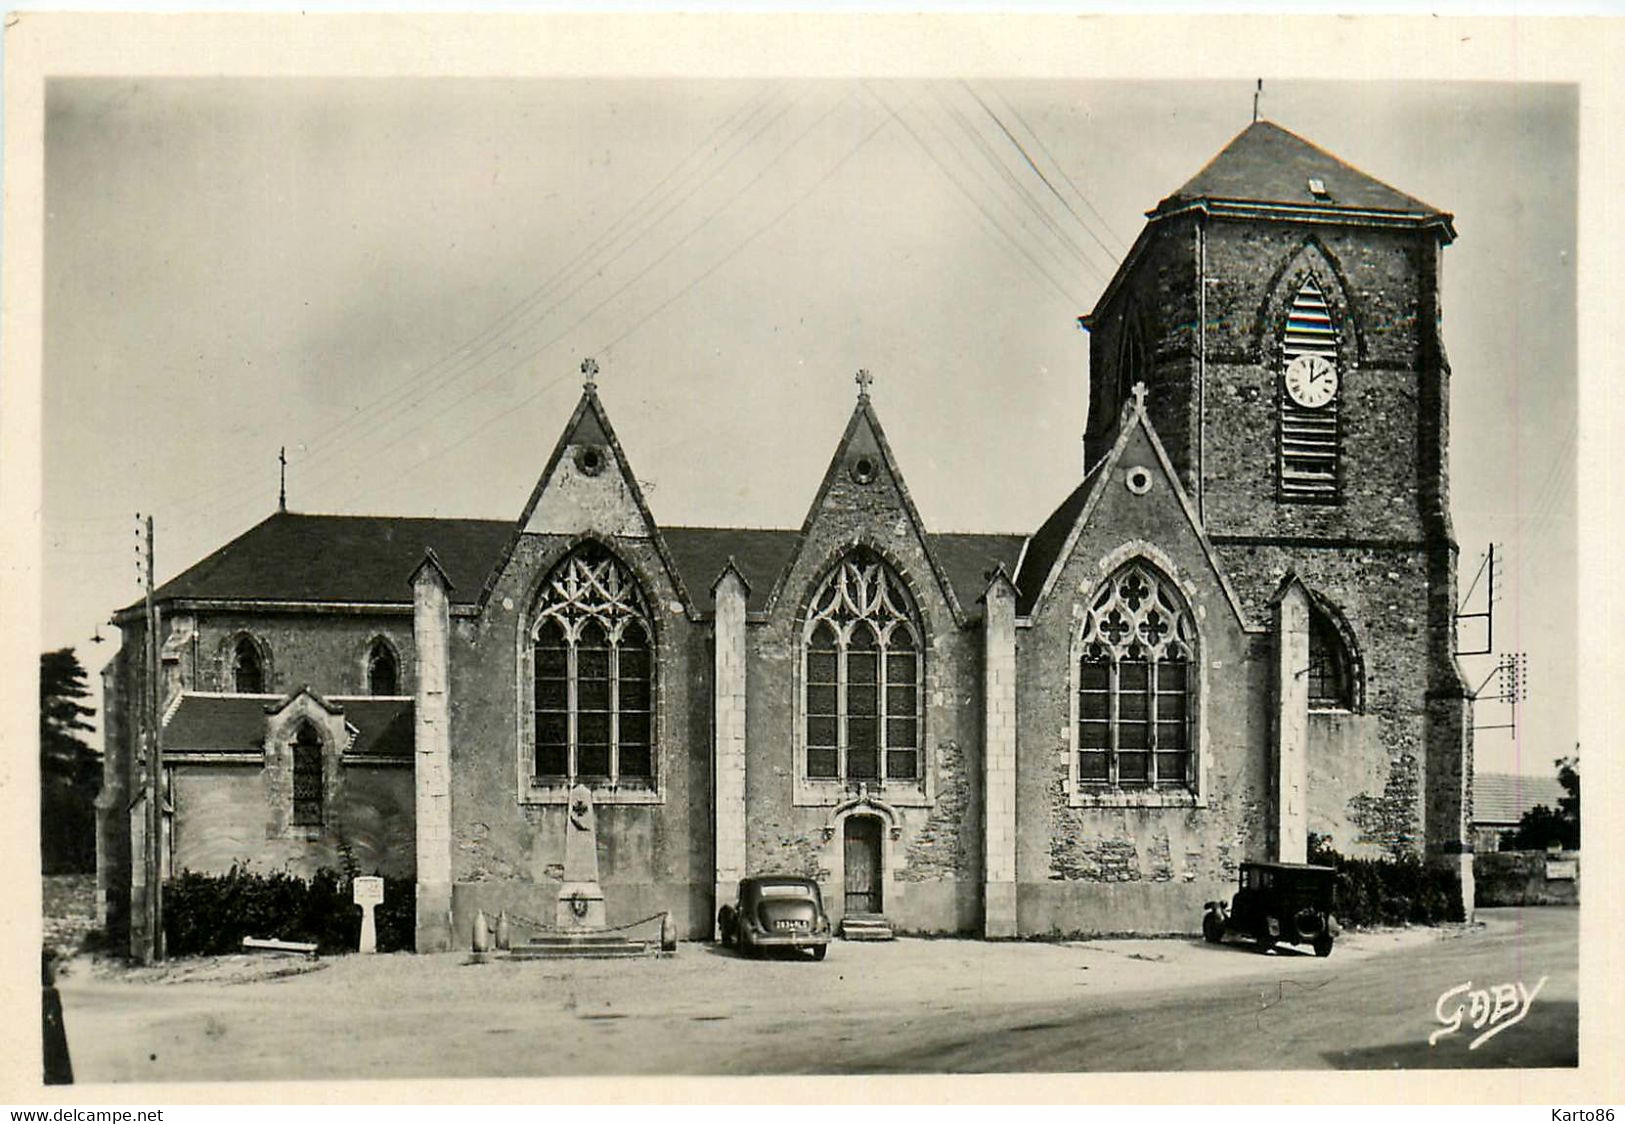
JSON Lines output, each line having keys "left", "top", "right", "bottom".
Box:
{"left": 41, "top": 77, "right": 1577, "bottom": 776}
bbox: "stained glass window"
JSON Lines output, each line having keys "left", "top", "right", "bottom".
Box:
{"left": 802, "top": 549, "right": 922, "bottom": 784}
{"left": 1076, "top": 561, "right": 1197, "bottom": 792}
{"left": 291, "top": 722, "right": 324, "bottom": 825}
{"left": 530, "top": 543, "right": 655, "bottom": 786}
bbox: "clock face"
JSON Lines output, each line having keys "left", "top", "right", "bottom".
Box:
{"left": 1284, "top": 354, "right": 1339, "bottom": 409}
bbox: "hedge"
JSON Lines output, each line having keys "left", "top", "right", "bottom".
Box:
{"left": 1308, "top": 835, "right": 1464, "bottom": 928}
{"left": 163, "top": 866, "right": 415, "bottom": 957}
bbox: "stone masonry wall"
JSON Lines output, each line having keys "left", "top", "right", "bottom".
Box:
{"left": 745, "top": 407, "right": 983, "bottom": 934}
{"left": 446, "top": 530, "right": 714, "bottom": 940}
{"left": 1015, "top": 424, "right": 1271, "bottom": 936}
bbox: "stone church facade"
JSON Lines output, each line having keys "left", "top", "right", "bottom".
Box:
{"left": 98, "top": 120, "right": 1474, "bottom": 953}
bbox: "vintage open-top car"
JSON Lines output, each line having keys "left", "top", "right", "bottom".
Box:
{"left": 1203, "top": 860, "right": 1340, "bottom": 957}
{"left": 718, "top": 875, "right": 832, "bottom": 960}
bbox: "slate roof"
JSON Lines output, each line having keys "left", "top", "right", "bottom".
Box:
{"left": 163, "top": 694, "right": 274, "bottom": 754}
{"left": 1155, "top": 120, "right": 1444, "bottom": 218}
{"left": 1473, "top": 773, "right": 1567, "bottom": 827}
{"left": 136, "top": 512, "right": 1028, "bottom": 621}
{"left": 661, "top": 527, "right": 800, "bottom": 614}
{"left": 162, "top": 693, "right": 414, "bottom": 758}
{"left": 137, "top": 513, "right": 514, "bottom": 610}
{"left": 1013, "top": 461, "right": 1106, "bottom": 616}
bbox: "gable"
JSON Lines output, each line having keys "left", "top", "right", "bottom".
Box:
{"left": 764, "top": 399, "right": 964, "bottom": 625}
{"left": 518, "top": 393, "right": 651, "bottom": 539}
{"left": 1026, "top": 393, "right": 1252, "bottom": 633}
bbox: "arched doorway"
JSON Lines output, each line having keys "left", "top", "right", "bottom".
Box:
{"left": 843, "top": 814, "right": 884, "bottom": 916}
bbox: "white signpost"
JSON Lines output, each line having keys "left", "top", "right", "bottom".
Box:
{"left": 353, "top": 876, "right": 384, "bottom": 954}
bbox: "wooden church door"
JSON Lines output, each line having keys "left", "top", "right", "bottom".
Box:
{"left": 844, "top": 816, "right": 883, "bottom": 915}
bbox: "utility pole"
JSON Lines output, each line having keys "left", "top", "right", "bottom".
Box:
{"left": 140, "top": 514, "right": 164, "bottom": 962}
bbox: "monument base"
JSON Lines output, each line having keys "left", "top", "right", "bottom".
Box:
{"left": 556, "top": 881, "right": 607, "bottom": 930}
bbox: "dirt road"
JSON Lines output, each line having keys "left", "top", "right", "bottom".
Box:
{"left": 56, "top": 907, "right": 1574, "bottom": 1081}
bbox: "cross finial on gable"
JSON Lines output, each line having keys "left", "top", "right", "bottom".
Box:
{"left": 1130, "top": 381, "right": 1148, "bottom": 413}
{"left": 855, "top": 368, "right": 874, "bottom": 399}
{"left": 581, "top": 357, "right": 599, "bottom": 392}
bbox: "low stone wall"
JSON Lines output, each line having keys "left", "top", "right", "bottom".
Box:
{"left": 1473, "top": 850, "right": 1579, "bottom": 907}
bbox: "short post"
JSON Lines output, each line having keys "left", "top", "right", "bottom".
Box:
{"left": 472, "top": 909, "right": 491, "bottom": 954}
{"left": 353, "top": 876, "right": 384, "bottom": 954}
{"left": 494, "top": 911, "right": 511, "bottom": 951}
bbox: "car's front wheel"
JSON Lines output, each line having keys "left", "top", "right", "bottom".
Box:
{"left": 1202, "top": 912, "right": 1225, "bottom": 944}
{"left": 1313, "top": 933, "right": 1334, "bottom": 958}
{"left": 811, "top": 944, "right": 827, "bottom": 962}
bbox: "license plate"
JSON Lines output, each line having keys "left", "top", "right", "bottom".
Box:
{"left": 775, "top": 920, "right": 804, "bottom": 930}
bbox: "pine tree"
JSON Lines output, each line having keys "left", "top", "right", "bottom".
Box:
{"left": 40, "top": 648, "right": 99, "bottom": 873}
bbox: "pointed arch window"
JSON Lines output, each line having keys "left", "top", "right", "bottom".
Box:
{"left": 1279, "top": 279, "right": 1342, "bottom": 501}
{"left": 367, "top": 639, "right": 399, "bottom": 696}
{"left": 232, "top": 636, "right": 265, "bottom": 694}
{"left": 530, "top": 543, "right": 655, "bottom": 786}
{"left": 803, "top": 549, "right": 922, "bottom": 785}
{"left": 1075, "top": 561, "right": 1197, "bottom": 792}
{"left": 1307, "top": 604, "right": 1356, "bottom": 711}
{"left": 291, "top": 722, "right": 324, "bottom": 825}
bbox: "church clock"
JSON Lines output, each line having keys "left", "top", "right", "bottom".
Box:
{"left": 1283, "top": 353, "right": 1339, "bottom": 409}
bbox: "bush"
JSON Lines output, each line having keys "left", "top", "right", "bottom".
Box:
{"left": 163, "top": 866, "right": 415, "bottom": 957}
{"left": 1307, "top": 834, "right": 1464, "bottom": 928}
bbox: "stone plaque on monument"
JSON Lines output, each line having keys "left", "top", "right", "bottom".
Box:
{"left": 353, "top": 876, "right": 384, "bottom": 953}
{"left": 556, "top": 783, "right": 607, "bottom": 929}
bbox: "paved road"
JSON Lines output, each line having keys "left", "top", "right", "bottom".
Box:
{"left": 59, "top": 907, "right": 1574, "bottom": 1081}
{"left": 770, "top": 908, "right": 1578, "bottom": 1073}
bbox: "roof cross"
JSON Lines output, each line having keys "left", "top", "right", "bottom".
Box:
{"left": 581, "top": 357, "right": 599, "bottom": 392}
{"left": 1130, "top": 381, "right": 1148, "bottom": 413}
{"left": 855, "top": 368, "right": 874, "bottom": 399}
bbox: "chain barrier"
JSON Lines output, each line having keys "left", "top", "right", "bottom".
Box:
{"left": 495, "top": 908, "right": 670, "bottom": 940}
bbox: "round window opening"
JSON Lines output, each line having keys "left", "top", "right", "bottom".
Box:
{"left": 575, "top": 446, "right": 606, "bottom": 477}
{"left": 1125, "top": 466, "right": 1153, "bottom": 495}
{"left": 851, "top": 455, "right": 878, "bottom": 485}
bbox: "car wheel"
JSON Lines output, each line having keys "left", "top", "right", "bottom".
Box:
{"left": 811, "top": 944, "right": 827, "bottom": 962}
{"left": 1313, "top": 933, "right": 1334, "bottom": 958}
{"left": 717, "top": 907, "right": 734, "bottom": 947}
{"left": 1202, "top": 912, "right": 1224, "bottom": 944}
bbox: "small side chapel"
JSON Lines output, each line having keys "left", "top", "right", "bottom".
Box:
{"left": 98, "top": 120, "right": 1474, "bottom": 953}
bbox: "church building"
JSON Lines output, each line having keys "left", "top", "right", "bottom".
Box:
{"left": 98, "top": 120, "right": 1475, "bottom": 953}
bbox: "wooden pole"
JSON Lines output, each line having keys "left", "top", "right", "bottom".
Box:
{"left": 142, "top": 515, "right": 163, "bottom": 961}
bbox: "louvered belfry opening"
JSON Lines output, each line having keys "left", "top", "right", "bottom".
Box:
{"left": 1279, "top": 280, "right": 1340, "bottom": 500}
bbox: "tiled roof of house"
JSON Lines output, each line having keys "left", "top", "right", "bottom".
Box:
{"left": 1473, "top": 772, "right": 1568, "bottom": 827}
{"left": 162, "top": 693, "right": 414, "bottom": 757}
{"left": 1156, "top": 120, "right": 1442, "bottom": 217}
{"left": 137, "top": 512, "right": 1028, "bottom": 621}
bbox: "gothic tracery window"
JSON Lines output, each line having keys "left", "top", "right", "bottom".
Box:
{"left": 531, "top": 544, "right": 654, "bottom": 786}
{"left": 803, "top": 549, "right": 922, "bottom": 785}
{"left": 1076, "top": 561, "right": 1197, "bottom": 792}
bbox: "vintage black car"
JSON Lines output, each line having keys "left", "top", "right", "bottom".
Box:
{"left": 718, "top": 875, "right": 832, "bottom": 960}
{"left": 1203, "top": 861, "right": 1340, "bottom": 957}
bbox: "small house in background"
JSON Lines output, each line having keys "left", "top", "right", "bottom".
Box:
{"left": 1471, "top": 772, "right": 1566, "bottom": 853}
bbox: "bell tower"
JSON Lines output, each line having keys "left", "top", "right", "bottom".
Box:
{"left": 1080, "top": 119, "right": 1473, "bottom": 885}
